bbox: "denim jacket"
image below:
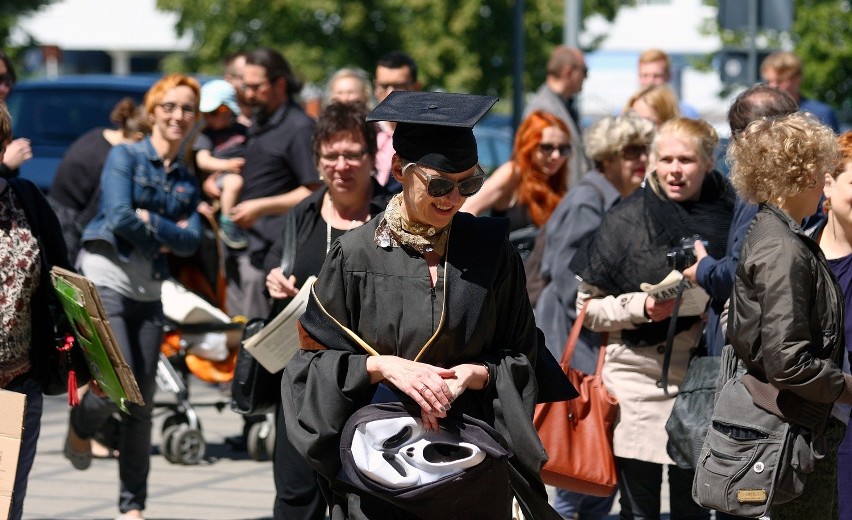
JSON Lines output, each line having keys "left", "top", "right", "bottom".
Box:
{"left": 82, "top": 137, "right": 201, "bottom": 279}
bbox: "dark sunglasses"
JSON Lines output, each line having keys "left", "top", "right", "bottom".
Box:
{"left": 539, "top": 143, "right": 573, "bottom": 156}
{"left": 621, "top": 144, "right": 649, "bottom": 160}
{"left": 405, "top": 163, "right": 486, "bottom": 198}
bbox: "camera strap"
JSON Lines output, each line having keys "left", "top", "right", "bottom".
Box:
{"left": 661, "top": 277, "right": 688, "bottom": 397}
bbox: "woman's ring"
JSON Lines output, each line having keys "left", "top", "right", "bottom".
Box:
{"left": 419, "top": 384, "right": 428, "bottom": 394}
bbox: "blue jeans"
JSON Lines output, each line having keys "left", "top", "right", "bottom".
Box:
{"left": 554, "top": 488, "right": 616, "bottom": 520}
{"left": 6, "top": 376, "right": 43, "bottom": 520}
{"left": 70, "top": 287, "right": 163, "bottom": 513}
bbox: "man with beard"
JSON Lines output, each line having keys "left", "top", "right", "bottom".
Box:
{"left": 223, "top": 47, "right": 319, "bottom": 320}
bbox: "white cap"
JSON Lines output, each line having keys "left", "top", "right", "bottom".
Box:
{"left": 199, "top": 79, "right": 240, "bottom": 114}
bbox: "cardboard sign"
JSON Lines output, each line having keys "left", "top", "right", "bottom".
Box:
{"left": 0, "top": 389, "right": 25, "bottom": 518}
{"left": 50, "top": 267, "right": 144, "bottom": 412}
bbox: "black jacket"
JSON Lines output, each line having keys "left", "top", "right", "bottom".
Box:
{"left": 730, "top": 204, "right": 846, "bottom": 426}
{"left": 6, "top": 178, "right": 73, "bottom": 381}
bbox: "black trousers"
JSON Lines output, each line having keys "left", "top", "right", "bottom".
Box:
{"left": 71, "top": 287, "right": 163, "bottom": 514}
{"left": 273, "top": 400, "right": 326, "bottom": 520}
{"left": 616, "top": 457, "right": 709, "bottom": 520}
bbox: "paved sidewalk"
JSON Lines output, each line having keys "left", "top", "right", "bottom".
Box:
{"left": 23, "top": 379, "right": 276, "bottom": 520}
{"left": 22, "top": 375, "right": 671, "bottom": 519}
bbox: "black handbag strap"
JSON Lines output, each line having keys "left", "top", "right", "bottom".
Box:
{"left": 279, "top": 208, "right": 297, "bottom": 278}
{"left": 662, "top": 277, "right": 695, "bottom": 397}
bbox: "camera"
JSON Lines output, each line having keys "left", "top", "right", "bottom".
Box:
{"left": 666, "top": 235, "right": 708, "bottom": 271}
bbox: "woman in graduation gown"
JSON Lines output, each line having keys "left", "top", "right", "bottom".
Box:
{"left": 281, "top": 91, "right": 568, "bottom": 520}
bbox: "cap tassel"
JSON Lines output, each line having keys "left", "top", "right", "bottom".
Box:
{"left": 67, "top": 367, "right": 79, "bottom": 407}
{"left": 59, "top": 334, "right": 80, "bottom": 407}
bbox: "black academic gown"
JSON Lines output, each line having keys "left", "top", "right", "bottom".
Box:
{"left": 281, "top": 211, "right": 561, "bottom": 520}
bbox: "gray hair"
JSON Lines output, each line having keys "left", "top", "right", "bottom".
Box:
{"left": 326, "top": 67, "right": 372, "bottom": 107}
{"left": 585, "top": 115, "right": 655, "bottom": 165}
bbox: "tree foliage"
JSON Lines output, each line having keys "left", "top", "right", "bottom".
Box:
{"left": 156, "top": 0, "right": 625, "bottom": 98}
{"left": 0, "top": 0, "right": 55, "bottom": 47}
{"left": 792, "top": 0, "right": 852, "bottom": 120}
{"left": 707, "top": 0, "right": 851, "bottom": 120}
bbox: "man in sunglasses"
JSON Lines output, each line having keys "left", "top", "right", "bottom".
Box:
{"left": 524, "top": 45, "right": 591, "bottom": 189}
{"left": 0, "top": 51, "right": 33, "bottom": 181}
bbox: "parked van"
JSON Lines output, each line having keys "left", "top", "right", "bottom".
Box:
{"left": 6, "top": 75, "right": 157, "bottom": 191}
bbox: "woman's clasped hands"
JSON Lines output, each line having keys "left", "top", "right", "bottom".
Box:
{"left": 365, "top": 356, "right": 489, "bottom": 431}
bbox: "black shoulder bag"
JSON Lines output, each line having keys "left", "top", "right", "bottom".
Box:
{"left": 229, "top": 210, "right": 296, "bottom": 415}
{"left": 661, "top": 278, "right": 720, "bottom": 469}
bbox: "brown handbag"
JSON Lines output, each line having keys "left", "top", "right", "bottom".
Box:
{"left": 533, "top": 300, "right": 619, "bottom": 497}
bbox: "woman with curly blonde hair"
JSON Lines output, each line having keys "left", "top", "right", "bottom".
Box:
{"left": 462, "top": 110, "right": 569, "bottom": 230}
{"left": 727, "top": 112, "right": 852, "bottom": 519}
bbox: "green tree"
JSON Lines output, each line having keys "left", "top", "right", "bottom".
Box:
{"left": 707, "top": 0, "right": 851, "bottom": 121}
{"left": 792, "top": 0, "right": 852, "bottom": 121}
{"left": 157, "top": 0, "right": 624, "bottom": 99}
{"left": 0, "top": 0, "right": 56, "bottom": 47}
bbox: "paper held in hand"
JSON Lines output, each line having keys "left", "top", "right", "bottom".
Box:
{"left": 50, "top": 267, "right": 145, "bottom": 412}
{"left": 639, "top": 270, "right": 710, "bottom": 317}
{"left": 243, "top": 276, "right": 317, "bottom": 373}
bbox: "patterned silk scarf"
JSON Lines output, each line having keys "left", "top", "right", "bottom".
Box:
{"left": 374, "top": 194, "right": 451, "bottom": 256}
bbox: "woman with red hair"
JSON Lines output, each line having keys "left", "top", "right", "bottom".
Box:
{"left": 462, "top": 110, "right": 570, "bottom": 232}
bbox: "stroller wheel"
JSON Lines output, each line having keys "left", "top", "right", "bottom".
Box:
{"left": 161, "top": 413, "right": 189, "bottom": 434}
{"left": 160, "top": 425, "right": 183, "bottom": 464}
{"left": 170, "top": 425, "right": 206, "bottom": 465}
{"left": 247, "top": 419, "right": 275, "bottom": 462}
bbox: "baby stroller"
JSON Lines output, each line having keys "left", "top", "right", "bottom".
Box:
{"left": 155, "top": 279, "right": 244, "bottom": 465}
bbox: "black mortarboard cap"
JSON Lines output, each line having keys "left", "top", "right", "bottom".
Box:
{"left": 366, "top": 91, "right": 498, "bottom": 173}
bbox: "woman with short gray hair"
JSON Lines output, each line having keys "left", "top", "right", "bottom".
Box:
{"left": 536, "top": 114, "right": 654, "bottom": 519}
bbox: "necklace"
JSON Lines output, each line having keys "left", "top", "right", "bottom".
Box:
{"left": 325, "top": 193, "right": 370, "bottom": 254}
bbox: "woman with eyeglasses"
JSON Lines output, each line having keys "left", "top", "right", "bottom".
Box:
{"left": 462, "top": 110, "right": 569, "bottom": 234}
{"left": 534, "top": 113, "right": 654, "bottom": 520}
{"left": 263, "top": 101, "right": 390, "bottom": 520}
{"left": 570, "top": 118, "right": 734, "bottom": 519}
{"left": 280, "top": 91, "right": 569, "bottom": 519}
{"left": 65, "top": 74, "right": 203, "bottom": 520}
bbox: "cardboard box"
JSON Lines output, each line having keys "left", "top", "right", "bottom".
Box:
{"left": 0, "top": 389, "right": 26, "bottom": 519}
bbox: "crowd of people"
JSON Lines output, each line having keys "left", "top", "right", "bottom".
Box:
{"left": 1, "top": 40, "right": 851, "bottom": 520}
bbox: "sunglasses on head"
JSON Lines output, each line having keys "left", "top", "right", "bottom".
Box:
{"left": 405, "top": 163, "right": 486, "bottom": 198}
{"left": 539, "top": 143, "right": 572, "bottom": 156}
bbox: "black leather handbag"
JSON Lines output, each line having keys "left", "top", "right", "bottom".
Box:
{"left": 229, "top": 210, "right": 296, "bottom": 415}
{"left": 230, "top": 317, "right": 281, "bottom": 415}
